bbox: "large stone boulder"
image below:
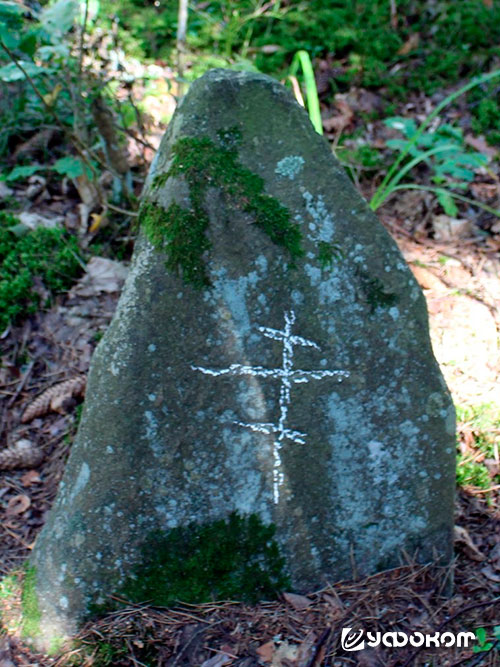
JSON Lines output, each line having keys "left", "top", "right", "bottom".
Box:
{"left": 30, "top": 69, "right": 455, "bottom": 645}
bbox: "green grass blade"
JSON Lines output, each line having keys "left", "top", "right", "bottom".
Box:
{"left": 290, "top": 50, "right": 323, "bottom": 135}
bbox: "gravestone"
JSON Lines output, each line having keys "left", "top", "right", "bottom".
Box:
{"left": 29, "top": 69, "right": 455, "bottom": 646}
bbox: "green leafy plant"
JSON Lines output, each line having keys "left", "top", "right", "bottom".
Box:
{"left": 0, "top": 0, "right": 84, "bottom": 150}
{"left": 0, "top": 211, "right": 83, "bottom": 332}
{"left": 473, "top": 626, "right": 500, "bottom": 653}
{"left": 4, "top": 156, "right": 89, "bottom": 182}
{"left": 194, "top": 0, "right": 286, "bottom": 61}
{"left": 382, "top": 116, "right": 488, "bottom": 216}
{"left": 456, "top": 403, "right": 500, "bottom": 493}
{"left": 0, "top": 0, "right": 137, "bottom": 212}
{"left": 119, "top": 512, "right": 290, "bottom": 607}
{"left": 336, "top": 142, "right": 384, "bottom": 187}
{"left": 370, "top": 69, "right": 500, "bottom": 216}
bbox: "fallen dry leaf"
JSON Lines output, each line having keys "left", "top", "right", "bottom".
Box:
{"left": 345, "top": 88, "right": 384, "bottom": 114}
{"left": 465, "top": 134, "right": 498, "bottom": 159}
{"left": 20, "top": 470, "right": 41, "bottom": 487}
{"left": 12, "top": 127, "right": 55, "bottom": 162}
{"left": 73, "top": 172, "right": 100, "bottom": 233}
{"left": 323, "top": 96, "right": 354, "bottom": 133}
{"left": 260, "top": 44, "right": 280, "bottom": 54}
{"left": 6, "top": 494, "right": 31, "bottom": 516}
{"left": 470, "top": 181, "right": 500, "bottom": 200}
{"left": 490, "top": 543, "right": 500, "bottom": 567}
{"left": 256, "top": 641, "right": 274, "bottom": 663}
{"left": 200, "top": 653, "right": 233, "bottom": 667}
{"left": 42, "top": 82, "right": 63, "bottom": 107}
{"left": 397, "top": 33, "right": 420, "bottom": 55}
{"left": 481, "top": 564, "right": 500, "bottom": 583}
{"left": 282, "top": 591, "right": 312, "bottom": 611}
{"left": 432, "top": 215, "right": 472, "bottom": 241}
{"left": 484, "top": 458, "right": 499, "bottom": 477}
{"left": 18, "top": 211, "right": 63, "bottom": 230}
{"left": 295, "top": 630, "right": 317, "bottom": 665}
{"left": 459, "top": 427, "right": 476, "bottom": 453}
{"left": 71, "top": 257, "right": 129, "bottom": 297}
{"left": 25, "top": 174, "right": 47, "bottom": 200}
{"left": 485, "top": 236, "right": 500, "bottom": 250}
{"left": 454, "top": 525, "right": 486, "bottom": 561}
{"left": 89, "top": 212, "right": 105, "bottom": 233}
{"left": 272, "top": 640, "right": 299, "bottom": 666}
{"left": 323, "top": 593, "right": 343, "bottom": 614}
{"left": 0, "top": 182, "right": 13, "bottom": 199}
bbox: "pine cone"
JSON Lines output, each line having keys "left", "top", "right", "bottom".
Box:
{"left": 21, "top": 375, "right": 86, "bottom": 423}
{"left": 0, "top": 439, "right": 44, "bottom": 470}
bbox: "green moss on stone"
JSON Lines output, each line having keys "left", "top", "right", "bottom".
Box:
{"left": 119, "top": 512, "right": 289, "bottom": 607}
{"left": 140, "top": 132, "right": 304, "bottom": 287}
{"left": 21, "top": 566, "right": 41, "bottom": 638}
{"left": 48, "top": 636, "right": 66, "bottom": 655}
{"left": 141, "top": 200, "right": 211, "bottom": 287}
{"left": 357, "top": 269, "right": 398, "bottom": 312}
{"left": 317, "top": 240, "right": 342, "bottom": 269}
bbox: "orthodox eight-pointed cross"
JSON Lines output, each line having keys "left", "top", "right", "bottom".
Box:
{"left": 192, "top": 309, "right": 349, "bottom": 503}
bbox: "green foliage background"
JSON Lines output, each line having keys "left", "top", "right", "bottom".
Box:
{"left": 99, "top": 0, "right": 500, "bottom": 95}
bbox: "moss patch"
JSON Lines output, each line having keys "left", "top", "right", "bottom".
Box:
{"left": 117, "top": 512, "right": 289, "bottom": 608}
{"left": 357, "top": 269, "right": 398, "bottom": 312}
{"left": 90, "top": 641, "right": 129, "bottom": 666}
{"left": 140, "top": 132, "right": 304, "bottom": 288}
{"left": 317, "top": 240, "right": 342, "bottom": 269}
{"left": 0, "top": 211, "right": 83, "bottom": 331}
{"left": 21, "top": 566, "right": 41, "bottom": 638}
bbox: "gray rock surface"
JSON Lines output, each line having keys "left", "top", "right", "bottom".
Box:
{"left": 30, "top": 69, "right": 455, "bottom": 645}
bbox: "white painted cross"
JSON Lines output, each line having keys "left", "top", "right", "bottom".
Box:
{"left": 192, "top": 309, "right": 350, "bottom": 503}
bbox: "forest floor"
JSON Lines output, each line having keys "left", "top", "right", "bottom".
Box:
{"left": 0, "top": 75, "right": 499, "bottom": 665}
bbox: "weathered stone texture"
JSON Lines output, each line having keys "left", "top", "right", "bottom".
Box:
{"left": 30, "top": 69, "right": 455, "bottom": 645}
